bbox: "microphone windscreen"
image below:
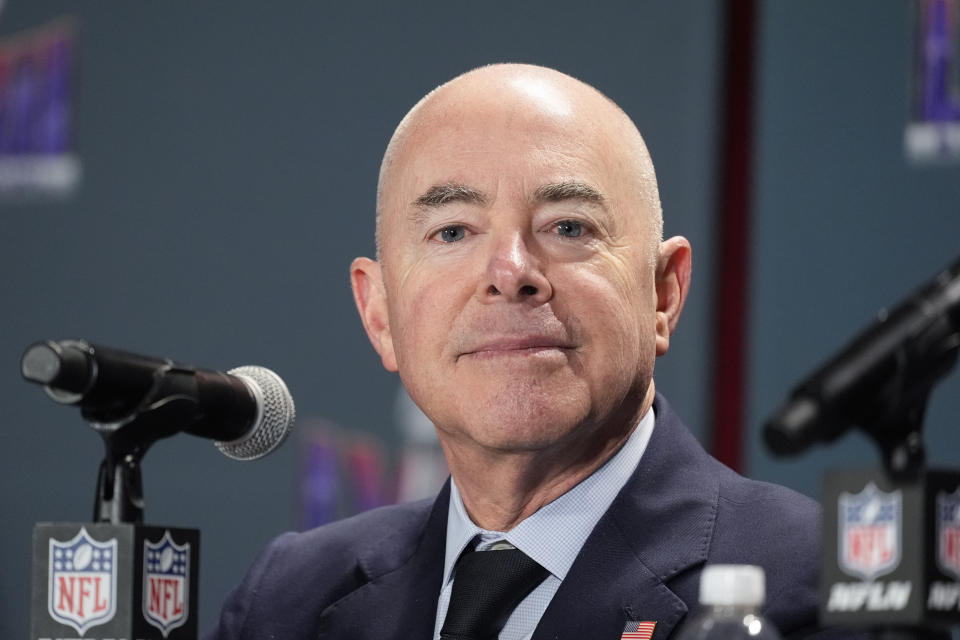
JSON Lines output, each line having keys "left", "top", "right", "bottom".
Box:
{"left": 215, "top": 366, "right": 296, "bottom": 460}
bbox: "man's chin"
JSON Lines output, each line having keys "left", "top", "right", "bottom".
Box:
{"left": 449, "top": 409, "right": 593, "bottom": 455}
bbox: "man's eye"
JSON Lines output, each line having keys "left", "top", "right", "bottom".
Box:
{"left": 437, "top": 225, "right": 467, "bottom": 243}
{"left": 554, "top": 220, "right": 584, "bottom": 238}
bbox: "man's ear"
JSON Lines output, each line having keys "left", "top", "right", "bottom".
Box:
{"left": 350, "top": 257, "right": 398, "bottom": 372}
{"left": 654, "top": 236, "right": 692, "bottom": 357}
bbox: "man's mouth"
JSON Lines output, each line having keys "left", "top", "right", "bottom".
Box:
{"left": 459, "top": 336, "right": 573, "bottom": 359}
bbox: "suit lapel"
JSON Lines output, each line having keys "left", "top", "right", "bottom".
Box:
{"left": 315, "top": 483, "right": 451, "bottom": 640}
{"left": 531, "top": 513, "right": 689, "bottom": 640}
{"left": 533, "top": 394, "right": 720, "bottom": 640}
{"left": 312, "top": 395, "right": 719, "bottom": 640}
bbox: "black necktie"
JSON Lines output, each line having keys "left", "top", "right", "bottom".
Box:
{"left": 439, "top": 546, "right": 550, "bottom": 640}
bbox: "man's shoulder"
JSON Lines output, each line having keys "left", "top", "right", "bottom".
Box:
{"left": 259, "top": 496, "right": 437, "bottom": 580}
{"left": 706, "top": 451, "right": 824, "bottom": 636}
{"left": 652, "top": 393, "right": 820, "bottom": 542}
{"left": 712, "top": 467, "right": 821, "bottom": 558}
{"left": 203, "top": 497, "right": 439, "bottom": 640}
{"left": 286, "top": 497, "right": 434, "bottom": 547}
{"left": 650, "top": 394, "right": 825, "bottom": 635}
{"left": 716, "top": 464, "right": 820, "bottom": 523}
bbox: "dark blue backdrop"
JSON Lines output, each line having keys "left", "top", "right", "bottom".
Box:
{"left": 1, "top": 2, "right": 957, "bottom": 637}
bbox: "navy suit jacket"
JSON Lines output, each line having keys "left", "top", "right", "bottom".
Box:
{"left": 205, "top": 394, "right": 848, "bottom": 640}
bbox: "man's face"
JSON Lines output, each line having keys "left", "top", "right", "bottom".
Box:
{"left": 358, "top": 76, "right": 668, "bottom": 456}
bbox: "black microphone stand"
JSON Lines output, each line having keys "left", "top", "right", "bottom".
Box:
{"left": 860, "top": 299, "right": 959, "bottom": 481}
{"left": 29, "top": 362, "right": 203, "bottom": 639}
{"left": 847, "top": 289, "right": 957, "bottom": 640}
{"left": 768, "top": 314, "right": 960, "bottom": 637}
{"left": 90, "top": 394, "right": 200, "bottom": 524}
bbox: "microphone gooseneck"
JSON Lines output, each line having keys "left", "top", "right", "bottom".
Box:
{"left": 763, "top": 255, "right": 960, "bottom": 475}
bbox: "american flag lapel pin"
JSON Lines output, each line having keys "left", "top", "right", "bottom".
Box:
{"left": 620, "top": 620, "right": 657, "bottom": 640}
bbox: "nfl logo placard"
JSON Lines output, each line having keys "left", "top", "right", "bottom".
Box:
{"left": 936, "top": 488, "right": 960, "bottom": 581}
{"left": 823, "top": 469, "right": 960, "bottom": 628}
{"left": 47, "top": 527, "right": 117, "bottom": 635}
{"left": 839, "top": 482, "right": 902, "bottom": 580}
{"left": 33, "top": 523, "right": 200, "bottom": 639}
{"left": 143, "top": 530, "right": 190, "bottom": 637}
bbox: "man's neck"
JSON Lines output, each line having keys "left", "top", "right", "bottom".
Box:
{"left": 441, "top": 385, "right": 655, "bottom": 531}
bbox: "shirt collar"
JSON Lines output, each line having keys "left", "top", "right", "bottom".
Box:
{"left": 442, "top": 406, "right": 655, "bottom": 585}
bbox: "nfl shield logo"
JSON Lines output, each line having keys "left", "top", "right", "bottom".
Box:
{"left": 937, "top": 488, "right": 960, "bottom": 581}
{"left": 47, "top": 527, "right": 117, "bottom": 635}
{"left": 143, "top": 530, "right": 190, "bottom": 637}
{"left": 839, "top": 482, "right": 902, "bottom": 580}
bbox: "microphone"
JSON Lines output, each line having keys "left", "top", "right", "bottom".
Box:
{"left": 21, "top": 339, "right": 296, "bottom": 460}
{"left": 763, "top": 256, "right": 960, "bottom": 457}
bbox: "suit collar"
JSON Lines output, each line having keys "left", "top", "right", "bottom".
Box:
{"left": 355, "top": 480, "right": 450, "bottom": 580}
{"left": 317, "top": 483, "right": 450, "bottom": 640}
{"left": 319, "top": 394, "right": 720, "bottom": 640}
{"left": 444, "top": 407, "right": 656, "bottom": 583}
{"left": 533, "top": 393, "right": 719, "bottom": 639}
{"left": 617, "top": 393, "right": 719, "bottom": 583}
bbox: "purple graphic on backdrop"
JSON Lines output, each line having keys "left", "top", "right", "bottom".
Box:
{"left": 302, "top": 432, "right": 341, "bottom": 528}
{"left": 0, "top": 17, "right": 81, "bottom": 196}
{"left": 299, "top": 420, "right": 394, "bottom": 529}
{"left": 919, "top": 0, "right": 960, "bottom": 121}
{"left": 907, "top": 0, "right": 960, "bottom": 161}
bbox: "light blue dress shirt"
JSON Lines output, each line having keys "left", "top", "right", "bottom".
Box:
{"left": 432, "top": 407, "right": 655, "bottom": 640}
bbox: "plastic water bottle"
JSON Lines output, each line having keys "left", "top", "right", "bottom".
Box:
{"left": 674, "top": 565, "right": 783, "bottom": 640}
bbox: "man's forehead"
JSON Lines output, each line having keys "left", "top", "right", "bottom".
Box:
{"left": 380, "top": 97, "right": 644, "bottom": 228}
{"left": 375, "top": 64, "right": 663, "bottom": 255}
{"left": 390, "top": 94, "right": 622, "bottom": 199}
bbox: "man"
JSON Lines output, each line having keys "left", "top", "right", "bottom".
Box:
{"left": 206, "top": 64, "right": 833, "bottom": 639}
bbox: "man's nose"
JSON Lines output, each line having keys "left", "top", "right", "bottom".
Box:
{"left": 479, "top": 232, "right": 553, "bottom": 304}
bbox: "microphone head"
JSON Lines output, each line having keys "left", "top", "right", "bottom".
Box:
{"left": 215, "top": 366, "right": 295, "bottom": 461}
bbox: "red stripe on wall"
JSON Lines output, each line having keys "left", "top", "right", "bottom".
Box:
{"left": 711, "top": 0, "right": 756, "bottom": 472}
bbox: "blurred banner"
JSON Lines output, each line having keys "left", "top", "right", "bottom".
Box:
{"left": 298, "top": 421, "right": 393, "bottom": 529}
{"left": 298, "top": 385, "right": 449, "bottom": 530}
{"left": 906, "top": 0, "right": 960, "bottom": 163}
{"left": 0, "top": 16, "right": 81, "bottom": 199}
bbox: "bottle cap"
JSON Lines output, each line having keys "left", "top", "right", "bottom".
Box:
{"left": 699, "top": 564, "right": 766, "bottom": 607}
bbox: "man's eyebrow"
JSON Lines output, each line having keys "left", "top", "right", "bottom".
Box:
{"left": 413, "top": 183, "right": 487, "bottom": 208}
{"left": 533, "top": 181, "right": 606, "bottom": 206}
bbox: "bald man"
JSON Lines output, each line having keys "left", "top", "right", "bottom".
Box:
{"left": 207, "top": 65, "right": 839, "bottom": 640}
